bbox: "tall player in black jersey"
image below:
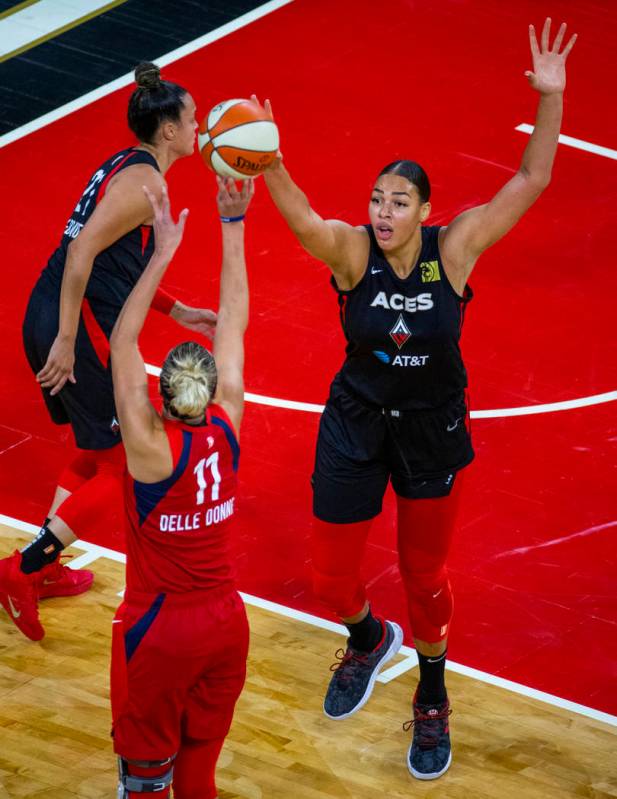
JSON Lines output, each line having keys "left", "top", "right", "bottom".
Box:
{"left": 257, "top": 19, "right": 576, "bottom": 780}
{"left": 0, "top": 63, "right": 215, "bottom": 641}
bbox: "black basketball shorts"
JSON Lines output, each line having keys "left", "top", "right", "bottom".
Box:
{"left": 312, "top": 382, "right": 474, "bottom": 523}
{"left": 22, "top": 281, "right": 121, "bottom": 451}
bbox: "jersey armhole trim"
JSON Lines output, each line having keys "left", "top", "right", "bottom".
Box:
{"left": 209, "top": 403, "right": 239, "bottom": 441}
{"left": 210, "top": 412, "right": 240, "bottom": 473}
{"left": 133, "top": 430, "right": 192, "bottom": 525}
{"left": 436, "top": 226, "right": 473, "bottom": 303}
{"left": 329, "top": 226, "right": 372, "bottom": 296}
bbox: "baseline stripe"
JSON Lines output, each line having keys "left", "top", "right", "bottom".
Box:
{"left": 0, "top": 0, "right": 294, "bottom": 149}
{"left": 1, "top": 510, "right": 616, "bottom": 727}
{"left": 144, "top": 362, "right": 616, "bottom": 418}
{"left": 0, "top": 0, "right": 128, "bottom": 62}
{"left": 516, "top": 124, "right": 617, "bottom": 161}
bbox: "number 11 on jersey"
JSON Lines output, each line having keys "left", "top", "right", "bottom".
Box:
{"left": 194, "top": 452, "right": 221, "bottom": 505}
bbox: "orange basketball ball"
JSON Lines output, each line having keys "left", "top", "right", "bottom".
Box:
{"left": 198, "top": 99, "right": 279, "bottom": 179}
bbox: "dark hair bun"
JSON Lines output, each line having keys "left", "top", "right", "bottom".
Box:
{"left": 135, "top": 62, "right": 161, "bottom": 90}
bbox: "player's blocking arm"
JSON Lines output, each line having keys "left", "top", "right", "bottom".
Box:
{"left": 440, "top": 19, "right": 577, "bottom": 286}
{"left": 110, "top": 186, "right": 188, "bottom": 478}
{"left": 212, "top": 177, "right": 255, "bottom": 435}
{"left": 252, "top": 96, "right": 365, "bottom": 289}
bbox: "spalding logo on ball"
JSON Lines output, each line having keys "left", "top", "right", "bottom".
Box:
{"left": 199, "top": 99, "right": 279, "bottom": 179}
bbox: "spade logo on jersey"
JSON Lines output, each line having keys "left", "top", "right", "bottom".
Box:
{"left": 389, "top": 314, "right": 411, "bottom": 350}
{"left": 420, "top": 260, "right": 440, "bottom": 283}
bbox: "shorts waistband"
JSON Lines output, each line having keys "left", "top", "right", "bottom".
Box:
{"left": 124, "top": 581, "right": 236, "bottom": 608}
{"left": 335, "top": 379, "right": 466, "bottom": 417}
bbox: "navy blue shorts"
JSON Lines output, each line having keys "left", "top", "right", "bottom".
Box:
{"left": 22, "top": 279, "right": 121, "bottom": 451}
{"left": 312, "top": 382, "right": 474, "bottom": 523}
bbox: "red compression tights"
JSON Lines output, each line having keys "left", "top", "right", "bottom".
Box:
{"left": 54, "top": 446, "right": 125, "bottom": 539}
{"left": 311, "top": 476, "right": 464, "bottom": 641}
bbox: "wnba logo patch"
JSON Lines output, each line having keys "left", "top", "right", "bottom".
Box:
{"left": 420, "top": 260, "right": 440, "bottom": 282}
{"left": 389, "top": 314, "right": 411, "bottom": 349}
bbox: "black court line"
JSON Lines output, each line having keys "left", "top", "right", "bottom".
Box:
{"left": 0, "top": 0, "right": 267, "bottom": 134}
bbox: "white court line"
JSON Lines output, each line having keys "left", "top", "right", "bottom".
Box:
{"left": 516, "top": 124, "right": 617, "bottom": 160}
{"left": 0, "top": 0, "right": 294, "bottom": 150}
{"left": 144, "top": 362, "right": 617, "bottom": 418}
{"left": 2, "top": 511, "right": 616, "bottom": 728}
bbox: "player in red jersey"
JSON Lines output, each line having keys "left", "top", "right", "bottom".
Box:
{"left": 0, "top": 62, "right": 216, "bottom": 640}
{"left": 108, "top": 176, "right": 254, "bottom": 799}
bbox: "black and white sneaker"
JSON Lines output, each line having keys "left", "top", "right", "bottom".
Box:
{"left": 323, "top": 619, "right": 403, "bottom": 720}
{"left": 405, "top": 690, "right": 452, "bottom": 780}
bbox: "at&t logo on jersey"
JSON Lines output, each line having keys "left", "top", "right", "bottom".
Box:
{"left": 370, "top": 291, "right": 434, "bottom": 312}
{"left": 373, "top": 350, "right": 430, "bottom": 367}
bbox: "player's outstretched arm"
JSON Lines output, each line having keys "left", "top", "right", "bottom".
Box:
{"left": 212, "top": 177, "right": 255, "bottom": 435}
{"left": 440, "top": 18, "right": 577, "bottom": 290}
{"left": 251, "top": 96, "right": 366, "bottom": 290}
{"left": 110, "top": 185, "right": 188, "bottom": 481}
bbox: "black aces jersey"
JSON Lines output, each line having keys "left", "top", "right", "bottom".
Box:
{"left": 332, "top": 225, "right": 472, "bottom": 411}
{"left": 40, "top": 147, "right": 160, "bottom": 338}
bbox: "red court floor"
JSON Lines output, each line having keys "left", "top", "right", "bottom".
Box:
{"left": 0, "top": 0, "right": 615, "bottom": 715}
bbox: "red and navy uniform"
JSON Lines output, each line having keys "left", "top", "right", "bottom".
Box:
{"left": 313, "top": 225, "right": 474, "bottom": 522}
{"left": 111, "top": 405, "right": 249, "bottom": 796}
{"left": 124, "top": 406, "right": 240, "bottom": 594}
{"left": 22, "top": 147, "right": 173, "bottom": 450}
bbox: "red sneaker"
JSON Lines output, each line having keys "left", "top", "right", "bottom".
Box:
{"left": 0, "top": 550, "right": 45, "bottom": 641}
{"left": 36, "top": 556, "right": 94, "bottom": 599}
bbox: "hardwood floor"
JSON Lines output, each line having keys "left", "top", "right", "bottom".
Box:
{"left": 0, "top": 525, "right": 615, "bottom": 798}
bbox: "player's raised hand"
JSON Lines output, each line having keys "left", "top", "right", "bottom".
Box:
{"left": 250, "top": 95, "right": 282, "bottom": 167}
{"left": 249, "top": 94, "right": 274, "bottom": 120}
{"left": 216, "top": 176, "right": 255, "bottom": 219}
{"left": 143, "top": 183, "right": 188, "bottom": 258}
{"left": 525, "top": 18, "right": 577, "bottom": 94}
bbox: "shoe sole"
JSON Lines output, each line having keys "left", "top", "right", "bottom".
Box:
{"left": 323, "top": 621, "right": 404, "bottom": 721}
{"left": 38, "top": 573, "right": 94, "bottom": 599}
{"left": 407, "top": 749, "right": 452, "bottom": 780}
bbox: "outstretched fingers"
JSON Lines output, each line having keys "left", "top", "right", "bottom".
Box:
{"left": 159, "top": 183, "right": 171, "bottom": 217}
{"left": 250, "top": 93, "right": 274, "bottom": 120}
{"left": 143, "top": 184, "right": 159, "bottom": 215}
{"left": 562, "top": 32, "right": 577, "bottom": 59}
{"left": 177, "top": 208, "right": 189, "bottom": 234}
{"left": 241, "top": 178, "right": 255, "bottom": 201}
{"left": 528, "top": 24, "right": 540, "bottom": 60}
{"left": 552, "top": 21, "right": 566, "bottom": 53}
{"left": 541, "top": 16, "right": 551, "bottom": 52}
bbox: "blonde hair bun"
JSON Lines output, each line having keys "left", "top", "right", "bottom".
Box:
{"left": 160, "top": 342, "right": 217, "bottom": 420}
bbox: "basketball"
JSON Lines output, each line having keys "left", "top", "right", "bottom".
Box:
{"left": 198, "top": 99, "right": 280, "bottom": 179}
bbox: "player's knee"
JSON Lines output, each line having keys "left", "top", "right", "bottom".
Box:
{"left": 312, "top": 569, "right": 365, "bottom": 618}
{"left": 116, "top": 755, "right": 175, "bottom": 798}
{"left": 58, "top": 451, "right": 97, "bottom": 492}
{"left": 402, "top": 568, "right": 453, "bottom": 642}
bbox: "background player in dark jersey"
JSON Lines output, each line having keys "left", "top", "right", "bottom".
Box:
{"left": 107, "top": 177, "right": 253, "bottom": 799}
{"left": 255, "top": 18, "right": 576, "bottom": 780}
{"left": 0, "top": 62, "right": 216, "bottom": 640}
